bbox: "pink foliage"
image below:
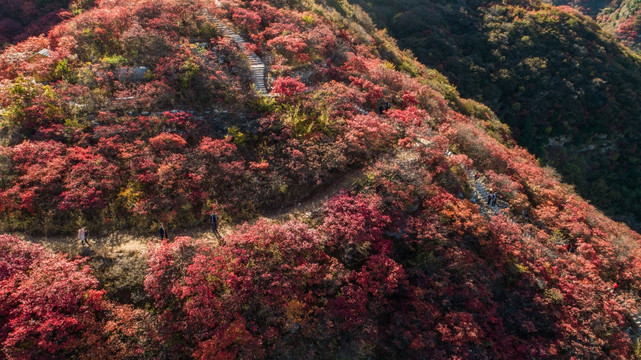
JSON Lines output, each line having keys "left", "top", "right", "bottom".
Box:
{"left": 149, "top": 133, "right": 188, "bottom": 152}
{"left": 271, "top": 76, "right": 308, "bottom": 97}
{"left": 0, "top": 235, "right": 107, "bottom": 359}
{"left": 323, "top": 193, "right": 391, "bottom": 256}
{"left": 344, "top": 113, "right": 398, "bottom": 156}
{"left": 232, "top": 8, "right": 262, "bottom": 32}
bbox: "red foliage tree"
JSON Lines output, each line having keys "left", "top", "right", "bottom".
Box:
{"left": 323, "top": 193, "right": 391, "bottom": 259}
{"left": 232, "top": 8, "right": 262, "bottom": 32}
{"left": 0, "top": 235, "right": 107, "bottom": 359}
{"left": 145, "top": 223, "right": 345, "bottom": 358}
{"left": 271, "top": 76, "right": 307, "bottom": 97}
{"left": 58, "top": 146, "right": 121, "bottom": 212}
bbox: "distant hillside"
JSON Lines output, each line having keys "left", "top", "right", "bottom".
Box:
{"left": 2, "top": 0, "right": 641, "bottom": 358}
{"left": 0, "top": 0, "right": 78, "bottom": 47}
{"left": 353, "top": 0, "right": 641, "bottom": 230}
{"left": 550, "top": 0, "right": 641, "bottom": 50}
{"left": 549, "top": 0, "right": 610, "bottom": 16}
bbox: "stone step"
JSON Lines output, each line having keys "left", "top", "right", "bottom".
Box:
{"left": 203, "top": 11, "right": 270, "bottom": 96}
{"left": 353, "top": 105, "right": 369, "bottom": 115}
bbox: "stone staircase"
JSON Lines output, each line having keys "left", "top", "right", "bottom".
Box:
{"left": 605, "top": 287, "right": 641, "bottom": 340}
{"left": 632, "top": 312, "right": 641, "bottom": 330}
{"left": 202, "top": 12, "right": 269, "bottom": 96}
{"left": 354, "top": 104, "right": 369, "bottom": 115}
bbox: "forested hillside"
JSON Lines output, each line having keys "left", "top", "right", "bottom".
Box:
{"left": 353, "top": 0, "right": 641, "bottom": 230}
{"left": 2, "top": 0, "right": 641, "bottom": 358}
{"left": 550, "top": 0, "right": 641, "bottom": 50}
{"left": 549, "top": 0, "right": 610, "bottom": 16}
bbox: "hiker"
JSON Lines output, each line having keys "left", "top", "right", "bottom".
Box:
{"left": 159, "top": 223, "right": 167, "bottom": 241}
{"left": 474, "top": 173, "right": 480, "bottom": 181}
{"left": 491, "top": 193, "right": 498, "bottom": 207}
{"left": 378, "top": 104, "right": 384, "bottom": 115}
{"left": 84, "top": 228, "right": 89, "bottom": 244}
{"left": 210, "top": 212, "right": 221, "bottom": 239}
{"left": 613, "top": 282, "right": 619, "bottom": 291}
{"left": 487, "top": 193, "right": 493, "bottom": 205}
{"left": 385, "top": 101, "right": 390, "bottom": 111}
{"left": 78, "top": 227, "right": 89, "bottom": 246}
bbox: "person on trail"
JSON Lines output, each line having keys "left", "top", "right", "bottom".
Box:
{"left": 210, "top": 212, "right": 221, "bottom": 239}
{"left": 487, "top": 193, "right": 493, "bottom": 205}
{"left": 84, "top": 228, "right": 89, "bottom": 244}
{"left": 614, "top": 282, "right": 619, "bottom": 291}
{"left": 378, "top": 104, "right": 384, "bottom": 115}
{"left": 491, "top": 193, "right": 498, "bottom": 207}
{"left": 474, "top": 173, "right": 480, "bottom": 181}
{"left": 385, "top": 101, "right": 390, "bottom": 111}
{"left": 159, "top": 223, "right": 167, "bottom": 241}
{"left": 78, "top": 227, "right": 89, "bottom": 246}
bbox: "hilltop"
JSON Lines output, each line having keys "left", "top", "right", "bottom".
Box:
{"left": 2, "top": 0, "right": 641, "bottom": 358}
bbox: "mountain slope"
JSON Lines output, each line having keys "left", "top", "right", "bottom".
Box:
{"left": 353, "top": 0, "right": 641, "bottom": 230}
{"left": 2, "top": 0, "right": 641, "bottom": 358}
